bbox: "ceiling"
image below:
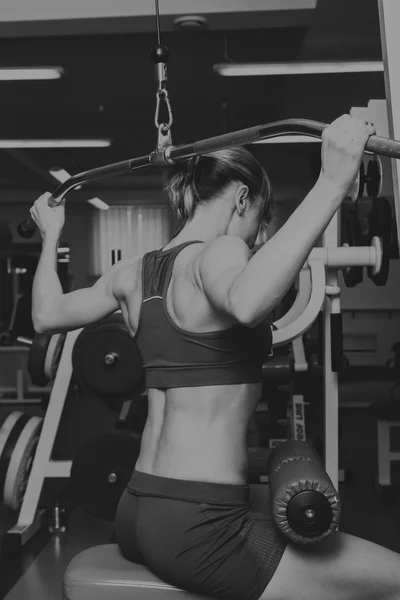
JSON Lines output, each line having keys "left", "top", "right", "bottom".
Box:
{"left": 0, "top": 0, "right": 385, "bottom": 196}
{"left": 0, "top": 0, "right": 317, "bottom": 35}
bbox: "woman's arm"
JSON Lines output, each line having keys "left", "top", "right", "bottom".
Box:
{"left": 30, "top": 192, "right": 136, "bottom": 333}
{"left": 32, "top": 244, "right": 135, "bottom": 333}
{"left": 197, "top": 115, "right": 375, "bottom": 326}
{"left": 197, "top": 178, "right": 343, "bottom": 325}
{"left": 227, "top": 177, "right": 345, "bottom": 324}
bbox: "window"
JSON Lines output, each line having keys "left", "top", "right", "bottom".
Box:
{"left": 90, "top": 205, "right": 172, "bottom": 275}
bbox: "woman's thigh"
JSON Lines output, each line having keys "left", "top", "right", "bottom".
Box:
{"left": 260, "top": 531, "right": 400, "bottom": 600}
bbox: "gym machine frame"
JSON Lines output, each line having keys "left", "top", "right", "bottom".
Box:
{"left": 375, "top": 0, "right": 400, "bottom": 490}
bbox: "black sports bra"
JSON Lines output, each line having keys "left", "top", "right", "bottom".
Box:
{"left": 135, "top": 241, "right": 273, "bottom": 389}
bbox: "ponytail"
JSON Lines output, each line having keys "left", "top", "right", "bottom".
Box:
{"left": 165, "top": 147, "right": 273, "bottom": 233}
{"left": 165, "top": 157, "right": 201, "bottom": 232}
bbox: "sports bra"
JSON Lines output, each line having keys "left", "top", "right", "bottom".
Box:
{"left": 135, "top": 241, "right": 272, "bottom": 389}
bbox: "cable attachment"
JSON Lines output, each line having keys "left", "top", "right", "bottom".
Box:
{"left": 151, "top": 44, "right": 173, "bottom": 147}
{"left": 151, "top": 44, "right": 169, "bottom": 89}
{"left": 154, "top": 88, "right": 173, "bottom": 133}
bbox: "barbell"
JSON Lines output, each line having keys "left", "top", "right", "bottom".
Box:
{"left": 17, "top": 118, "right": 400, "bottom": 238}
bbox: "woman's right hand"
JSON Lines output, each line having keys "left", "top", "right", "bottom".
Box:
{"left": 319, "top": 114, "right": 375, "bottom": 196}
{"left": 30, "top": 192, "right": 65, "bottom": 241}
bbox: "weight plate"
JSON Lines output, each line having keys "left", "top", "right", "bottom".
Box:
{"left": 366, "top": 156, "right": 383, "bottom": 198}
{"left": 0, "top": 412, "right": 43, "bottom": 509}
{"left": 367, "top": 197, "right": 392, "bottom": 286}
{"left": 28, "top": 333, "right": 54, "bottom": 387}
{"left": 341, "top": 208, "right": 363, "bottom": 287}
{"left": 0, "top": 412, "right": 23, "bottom": 459}
{"left": 70, "top": 431, "right": 141, "bottom": 521}
{"left": 72, "top": 313, "right": 143, "bottom": 398}
{"left": 44, "top": 332, "right": 66, "bottom": 380}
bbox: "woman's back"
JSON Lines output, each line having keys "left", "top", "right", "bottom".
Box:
{"left": 117, "top": 240, "right": 264, "bottom": 484}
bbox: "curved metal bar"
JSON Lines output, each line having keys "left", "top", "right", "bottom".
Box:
{"left": 273, "top": 267, "right": 312, "bottom": 331}
{"left": 273, "top": 260, "right": 326, "bottom": 347}
{"left": 52, "top": 154, "right": 152, "bottom": 202}
{"left": 17, "top": 154, "right": 152, "bottom": 236}
{"left": 168, "top": 119, "right": 325, "bottom": 161}
{"left": 167, "top": 118, "right": 400, "bottom": 161}
{"left": 17, "top": 118, "right": 400, "bottom": 237}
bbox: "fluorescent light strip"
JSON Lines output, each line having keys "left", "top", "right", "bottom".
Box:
{"left": 214, "top": 61, "right": 384, "bottom": 77}
{"left": 254, "top": 135, "right": 322, "bottom": 144}
{"left": 0, "top": 67, "right": 63, "bottom": 80}
{"left": 0, "top": 139, "right": 111, "bottom": 148}
{"left": 49, "top": 168, "right": 71, "bottom": 183}
{"left": 88, "top": 197, "right": 110, "bottom": 211}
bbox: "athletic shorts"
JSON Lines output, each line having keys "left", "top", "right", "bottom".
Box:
{"left": 115, "top": 470, "right": 287, "bottom": 600}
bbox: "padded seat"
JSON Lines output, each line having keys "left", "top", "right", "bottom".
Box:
{"left": 63, "top": 544, "right": 212, "bottom": 600}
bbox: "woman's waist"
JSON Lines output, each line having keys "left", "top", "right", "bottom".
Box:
{"left": 149, "top": 382, "right": 261, "bottom": 418}
{"left": 136, "top": 432, "right": 249, "bottom": 486}
{"left": 141, "top": 418, "right": 251, "bottom": 461}
{"left": 127, "top": 468, "right": 250, "bottom": 506}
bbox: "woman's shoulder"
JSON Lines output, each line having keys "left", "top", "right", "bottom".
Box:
{"left": 197, "top": 235, "right": 251, "bottom": 267}
{"left": 111, "top": 255, "right": 142, "bottom": 300}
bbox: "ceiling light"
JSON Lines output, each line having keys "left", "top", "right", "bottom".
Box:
{"left": 173, "top": 15, "right": 207, "bottom": 29}
{"left": 49, "top": 167, "right": 82, "bottom": 190}
{"left": 49, "top": 168, "right": 71, "bottom": 183}
{"left": 0, "top": 139, "right": 111, "bottom": 148}
{"left": 88, "top": 198, "right": 110, "bottom": 211}
{"left": 0, "top": 67, "right": 63, "bottom": 80}
{"left": 214, "top": 60, "right": 384, "bottom": 77}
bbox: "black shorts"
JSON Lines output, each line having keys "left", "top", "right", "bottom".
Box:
{"left": 115, "top": 470, "right": 287, "bottom": 600}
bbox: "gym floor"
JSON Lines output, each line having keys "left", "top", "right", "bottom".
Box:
{"left": 1, "top": 388, "right": 400, "bottom": 600}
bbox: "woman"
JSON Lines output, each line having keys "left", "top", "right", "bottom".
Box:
{"left": 31, "top": 115, "right": 400, "bottom": 600}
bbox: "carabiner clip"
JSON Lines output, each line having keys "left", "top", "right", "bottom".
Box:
{"left": 157, "top": 122, "right": 172, "bottom": 150}
{"left": 154, "top": 88, "right": 173, "bottom": 134}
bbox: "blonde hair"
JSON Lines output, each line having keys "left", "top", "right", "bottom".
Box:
{"left": 164, "top": 147, "right": 273, "bottom": 235}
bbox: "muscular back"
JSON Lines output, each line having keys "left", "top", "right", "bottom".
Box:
{"left": 115, "top": 243, "right": 262, "bottom": 484}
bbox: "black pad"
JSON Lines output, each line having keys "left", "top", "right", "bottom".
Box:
{"left": 268, "top": 440, "right": 341, "bottom": 544}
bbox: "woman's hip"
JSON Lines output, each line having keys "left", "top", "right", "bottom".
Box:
{"left": 115, "top": 470, "right": 287, "bottom": 600}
